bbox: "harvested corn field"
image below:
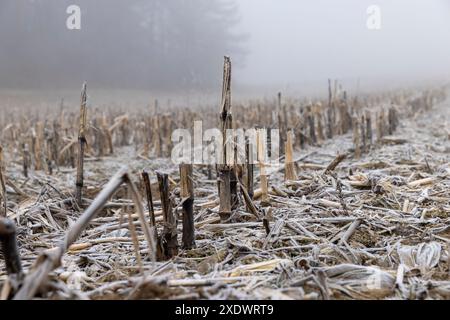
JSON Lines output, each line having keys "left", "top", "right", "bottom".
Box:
{"left": 1, "top": 0, "right": 450, "bottom": 304}
{"left": 0, "top": 71, "right": 449, "bottom": 300}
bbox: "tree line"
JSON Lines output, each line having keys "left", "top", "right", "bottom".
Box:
{"left": 0, "top": 0, "right": 246, "bottom": 90}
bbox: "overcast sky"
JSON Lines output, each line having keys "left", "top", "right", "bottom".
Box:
{"left": 235, "top": 0, "right": 450, "bottom": 92}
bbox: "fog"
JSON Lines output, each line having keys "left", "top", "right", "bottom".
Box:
{"left": 237, "top": 0, "right": 450, "bottom": 94}
{"left": 1, "top": 0, "right": 449, "bottom": 96}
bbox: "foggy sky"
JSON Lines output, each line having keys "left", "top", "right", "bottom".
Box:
{"left": 236, "top": 0, "right": 450, "bottom": 92}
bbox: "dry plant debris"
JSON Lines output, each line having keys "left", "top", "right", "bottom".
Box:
{"left": 0, "top": 76, "right": 449, "bottom": 300}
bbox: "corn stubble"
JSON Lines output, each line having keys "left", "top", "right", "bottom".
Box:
{"left": 0, "top": 64, "right": 449, "bottom": 300}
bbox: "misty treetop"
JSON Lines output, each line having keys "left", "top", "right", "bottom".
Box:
{"left": 0, "top": 0, "right": 247, "bottom": 90}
